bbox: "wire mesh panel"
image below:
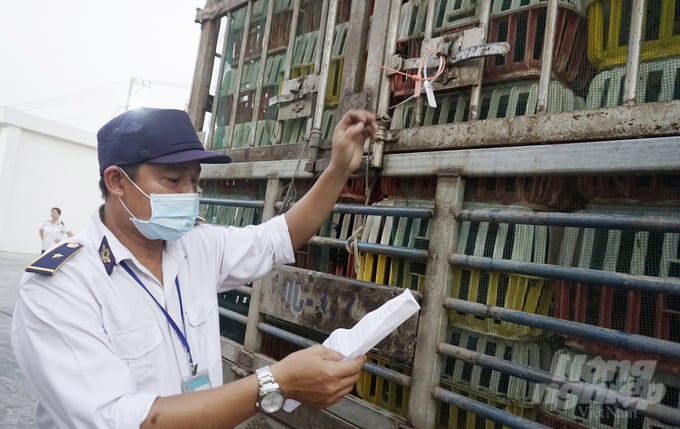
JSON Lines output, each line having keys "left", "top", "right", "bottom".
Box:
{"left": 540, "top": 349, "right": 680, "bottom": 429}
{"left": 554, "top": 206, "right": 680, "bottom": 375}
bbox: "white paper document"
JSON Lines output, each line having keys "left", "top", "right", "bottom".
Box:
{"left": 283, "top": 288, "right": 420, "bottom": 412}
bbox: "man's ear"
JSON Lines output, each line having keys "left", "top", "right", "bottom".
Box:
{"left": 102, "top": 166, "right": 126, "bottom": 198}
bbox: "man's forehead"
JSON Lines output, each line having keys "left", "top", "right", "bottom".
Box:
{"left": 145, "top": 162, "right": 201, "bottom": 174}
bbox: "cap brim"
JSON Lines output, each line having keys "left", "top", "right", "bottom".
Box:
{"left": 147, "top": 149, "right": 231, "bottom": 165}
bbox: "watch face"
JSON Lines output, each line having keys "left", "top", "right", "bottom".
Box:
{"left": 261, "top": 390, "right": 285, "bottom": 413}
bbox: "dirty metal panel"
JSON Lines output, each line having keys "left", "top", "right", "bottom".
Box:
{"left": 259, "top": 265, "right": 420, "bottom": 362}
{"left": 275, "top": 76, "right": 319, "bottom": 121}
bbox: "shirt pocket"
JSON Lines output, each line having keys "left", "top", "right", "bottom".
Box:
{"left": 110, "top": 323, "right": 163, "bottom": 384}
{"left": 186, "top": 297, "right": 221, "bottom": 379}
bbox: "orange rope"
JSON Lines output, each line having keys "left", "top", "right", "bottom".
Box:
{"left": 371, "top": 48, "right": 447, "bottom": 99}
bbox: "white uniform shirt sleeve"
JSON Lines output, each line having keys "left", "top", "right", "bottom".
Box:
{"left": 190, "top": 214, "right": 295, "bottom": 290}
{"left": 11, "top": 271, "right": 157, "bottom": 429}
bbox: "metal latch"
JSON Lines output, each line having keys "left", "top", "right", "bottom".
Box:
{"left": 269, "top": 75, "right": 320, "bottom": 121}
{"left": 387, "top": 27, "right": 510, "bottom": 90}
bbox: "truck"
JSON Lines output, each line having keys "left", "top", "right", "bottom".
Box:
{"left": 184, "top": 0, "right": 680, "bottom": 427}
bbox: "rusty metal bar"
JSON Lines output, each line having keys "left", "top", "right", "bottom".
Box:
{"left": 438, "top": 344, "right": 680, "bottom": 426}
{"left": 243, "top": 175, "right": 281, "bottom": 352}
{"left": 432, "top": 387, "right": 551, "bottom": 429}
{"left": 623, "top": 0, "right": 646, "bottom": 104}
{"left": 247, "top": 0, "right": 275, "bottom": 147}
{"left": 536, "top": 0, "right": 559, "bottom": 113}
{"left": 308, "top": 236, "right": 428, "bottom": 261}
{"left": 444, "top": 298, "right": 680, "bottom": 359}
{"left": 414, "top": 0, "right": 438, "bottom": 127}
{"left": 331, "top": 203, "right": 432, "bottom": 218}
{"left": 200, "top": 197, "right": 265, "bottom": 208}
{"left": 456, "top": 209, "right": 680, "bottom": 233}
{"left": 372, "top": 0, "right": 402, "bottom": 169}
{"left": 226, "top": 1, "right": 252, "bottom": 149}
{"left": 448, "top": 254, "right": 680, "bottom": 294}
{"left": 256, "top": 322, "right": 412, "bottom": 387}
{"left": 468, "top": 0, "right": 492, "bottom": 120}
{"left": 188, "top": 0, "right": 222, "bottom": 129}
{"left": 306, "top": 0, "right": 338, "bottom": 171}
{"left": 409, "top": 175, "right": 465, "bottom": 428}
{"left": 201, "top": 197, "right": 433, "bottom": 217}
{"left": 206, "top": 11, "right": 232, "bottom": 149}
{"left": 273, "top": 0, "right": 302, "bottom": 144}
{"left": 201, "top": 135, "right": 680, "bottom": 179}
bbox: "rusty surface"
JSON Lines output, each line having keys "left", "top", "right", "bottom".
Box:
{"left": 195, "top": 0, "right": 248, "bottom": 22}
{"left": 259, "top": 265, "right": 420, "bottom": 362}
{"left": 390, "top": 102, "right": 680, "bottom": 153}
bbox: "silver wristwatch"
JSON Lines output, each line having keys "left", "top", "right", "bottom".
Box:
{"left": 255, "top": 366, "right": 285, "bottom": 414}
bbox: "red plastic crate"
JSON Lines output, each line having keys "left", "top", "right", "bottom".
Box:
{"left": 576, "top": 175, "right": 680, "bottom": 204}
{"left": 486, "top": 6, "right": 587, "bottom": 84}
{"left": 554, "top": 213, "right": 680, "bottom": 374}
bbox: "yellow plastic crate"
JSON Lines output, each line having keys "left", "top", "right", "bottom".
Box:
{"left": 587, "top": 0, "right": 680, "bottom": 69}
{"left": 444, "top": 328, "right": 544, "bottom": 404}
{"left": 356, "top": 199, "right": 433, "bottom": 291}
{"left": 449, "top": 269, "right": 554, "bottom": 340}
{"left": 437, "top": 377, "right": 539, "bottom": 429}
{"left": 356, "top": 355, "right": 412, "bottom": 417}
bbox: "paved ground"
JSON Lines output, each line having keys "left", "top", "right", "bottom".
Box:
{"left": 1, "top": 251, "right": 39, "bottom": 428}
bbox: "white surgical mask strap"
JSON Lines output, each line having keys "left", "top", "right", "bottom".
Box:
{"left": 118, "top": 167, "right": 150, "bottom": 199}
{"left": 118, "top": 197, "right": 139, "bottom": 220}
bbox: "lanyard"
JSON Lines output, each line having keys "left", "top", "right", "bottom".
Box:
{"left": 120, "top": 261, "right": 197, "bottom": 376}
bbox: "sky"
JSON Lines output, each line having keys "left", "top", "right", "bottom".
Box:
{"left": 0, "top": 0, "right": 208, "bottom": 133}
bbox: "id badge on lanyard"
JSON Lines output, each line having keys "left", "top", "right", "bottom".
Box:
{"left": 182, "top": 369, "right": 212, "bottom": 392}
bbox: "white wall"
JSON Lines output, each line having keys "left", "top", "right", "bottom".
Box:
{"left": 0, "top": 108, "right": 101, "bottom": 254}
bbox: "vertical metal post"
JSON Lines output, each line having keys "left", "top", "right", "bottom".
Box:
{"left": 468, "top": 0, "right": 492, "bottom": 120}
{"left": 248, "top": 0, "right": 275, "bottom": 147}
{"left": 339, "top": 0, "right": 372, "bottom": 100}
{"left": 243, "top": 175, "right": 281, "bottom": 352}
{"left": 206, "top": 12, "right": 232, "bottom": 150}
{"left": 273, "top": 0, "right": 302, "bottom": 144}
{"left": 408, "top": 174, "right": 466, "bottom": 428}
{"left": 536, "top": 0, "right": 559, "bottom": 114}
{"left": 306, "top": 0, "right": 339, "bottom": 172}
{"left": 414, "top": 0, "right": 437, "bottom": 127}
{"left": 364, "top": 0, "right": 392, "bottom": 113}
{"left": 623, "top": 0, "right": 645, "bottom": 104}
{"left": 188, "top": 0, "right": 222, "bottom": 130}
{"left": 372, "top": 0, "right": 402, "bottom": 169}
{"left": 227, "top": 1, "right": 253, "bottom": 149}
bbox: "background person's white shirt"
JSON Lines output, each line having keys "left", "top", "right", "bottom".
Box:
{"left": 40, "top": 219, "right": 70, "bottom": 251}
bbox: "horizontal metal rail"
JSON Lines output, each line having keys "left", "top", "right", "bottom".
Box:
{"left": 449, "top": 254, "right": 680, "bottom": 295}
{"left": 438, "top": 343, "right": 680, "bottom": 426}
{"left": 444, "top": 298, "right": 680, "bottom": 360}
{"left": 431, "top": 387, "right": 551, "bottom": 429}
{"left": 202, "top": 198, "right": 433, "bottom": 218}
{"left": 308, "top": 236, "right": 429, "bottom": 261}
{"left": 256, "top": 322, "right": 412, "bottom": 387}
{"left": 200, "top": 197, "right": 265, "bottom": 208}
{"left": 332, "top": 203, "right": 433, "bottom": 218}
{"left": 200, "top": 136, "right": 680, "bottom": 179}
{"left": 218, "top": 307, "right": 248, "bottom": 324}
{"left": 457, "top": 209, "right": 680, "bottom": 233}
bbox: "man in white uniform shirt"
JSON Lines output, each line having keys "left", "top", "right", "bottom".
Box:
{"left": 11, "top": 107, "right": 375, "bottom": 428}
{"left": 39, "top": 207, "right": 74, "bottom": 253}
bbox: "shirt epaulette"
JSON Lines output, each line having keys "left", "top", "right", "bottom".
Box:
{"left": 25, "top": 242, "right": 84, "bottom": 276}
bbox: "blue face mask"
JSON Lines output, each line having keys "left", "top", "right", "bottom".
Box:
{"left": 118, "top": 170, "right": 199, "bottom": 241}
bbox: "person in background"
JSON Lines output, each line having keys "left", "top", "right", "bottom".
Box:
{"left": 38, "top": 207, "right": 74, "bottom": 253}
{"left": 12, "top": 107, "right": 377, "bottom": 428}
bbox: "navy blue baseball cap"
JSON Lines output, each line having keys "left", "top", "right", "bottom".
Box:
{"left": 97, "top": 107, "right": 231, "bottom": 175}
